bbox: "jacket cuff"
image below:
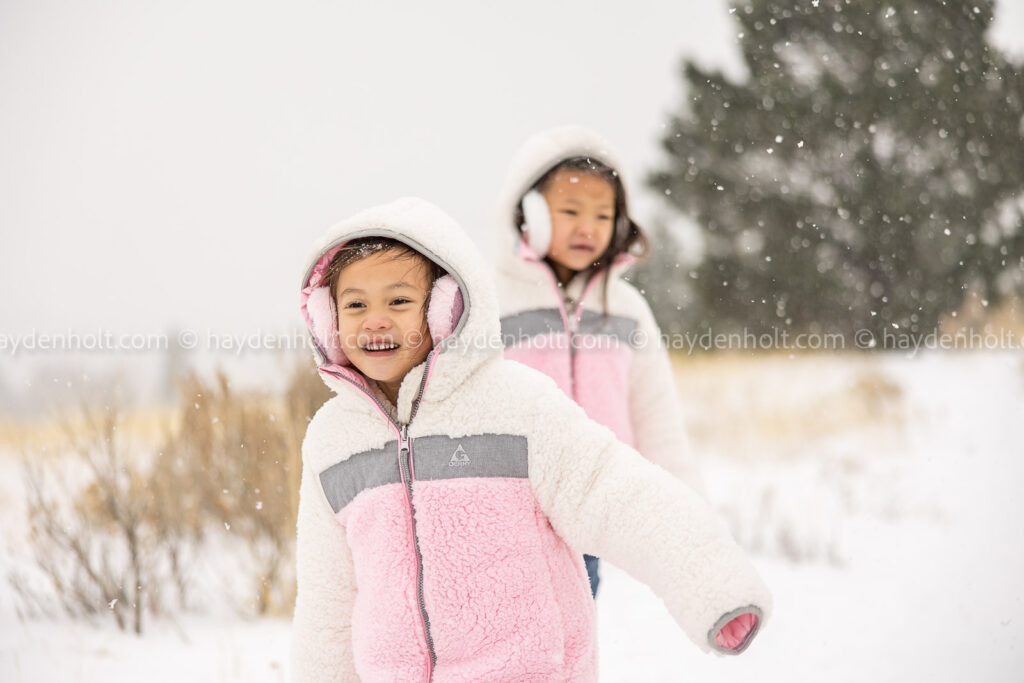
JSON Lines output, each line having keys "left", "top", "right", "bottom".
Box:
{"left": 708, "top": 606, "right": 763, "bottom": 655}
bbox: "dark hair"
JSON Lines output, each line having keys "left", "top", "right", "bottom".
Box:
{"left": 515, "top": 156, "right": 649, "bottom": 312}
{"left": 323, "top": 237, "right": 445, "bottom": 308}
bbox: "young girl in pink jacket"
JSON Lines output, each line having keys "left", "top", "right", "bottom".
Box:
{"left": 291, "top": 197, "right": 769, "bottom": 682}
{"left": 494, "top": 125, "right": 703, "bottom": 596}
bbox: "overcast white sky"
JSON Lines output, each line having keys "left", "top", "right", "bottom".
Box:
{"left": 2, "top": 0, "right": 1023, "bottom": 343}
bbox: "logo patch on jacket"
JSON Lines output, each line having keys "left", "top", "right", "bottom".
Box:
{"left": 319, "top": 434, "right": 528, "bottom": 513}
{"left": 448, "top": 444, "right": 471, "bottom": 467}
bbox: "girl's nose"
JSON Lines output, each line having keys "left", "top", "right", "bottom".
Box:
{"left": 363, "top": 315, "right": 392, "bottom": 330}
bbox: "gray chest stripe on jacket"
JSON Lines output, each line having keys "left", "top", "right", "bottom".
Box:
{"left": 577, "top": 310, "right": 638, "bottom": 343}
{"left": 319, "top": 441, "right": 401, "bottom": 513}
{"left": 412, "top": 434, "right": 528, "bottom": 482}
{"left": 319, "top": 434, "right": 529, "bottom": 513}
{"left": 500, "top": 308, "right": 564, "bottom": 342}
{"left": 500, "top": 308, "right": 639, "bottom": 346}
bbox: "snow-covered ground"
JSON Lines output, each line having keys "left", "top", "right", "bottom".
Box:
{"left": 2, "top": 352, "right": 1023, "bottom": 682}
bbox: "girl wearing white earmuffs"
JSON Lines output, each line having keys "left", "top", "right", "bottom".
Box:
{"left": 494, "top": 125, "right": 706, "bottom": 597}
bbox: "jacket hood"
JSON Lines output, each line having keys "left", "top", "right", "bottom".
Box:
{"left": 300, "top": 197, "right": 501, "bottom": 399}
{"left": 494, "top": 125, "right": 631, "bottom": 268}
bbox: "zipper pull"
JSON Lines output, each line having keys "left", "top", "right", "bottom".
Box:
{"left": 397, "top": 423, "right": 412, "bottom": 482}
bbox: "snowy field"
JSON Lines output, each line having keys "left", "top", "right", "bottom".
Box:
{"left": 2, "top": 351, "right": 1022, "bottom": 682}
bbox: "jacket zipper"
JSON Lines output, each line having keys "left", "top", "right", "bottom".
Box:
{"left": 567, "top": 295, "right": 579, "bottom": 398}
{"left": 528, "top": 261, "right": 577, "bottom": 396}
{"left": 397, "top": 422, "right": 436, "bottom": 681}
{"left": 568, "top": 274, "right": 603, "bottom": 400}
{"left": 324, "top": 350, "right": 438, "bottom": 680}
{"left": 404, "top": 351, "right": 437, "bottom": 680}
{"left": 530, "top": 260, "right": 601, "bottom": 401}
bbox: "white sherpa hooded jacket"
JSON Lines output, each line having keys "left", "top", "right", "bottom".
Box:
{"left": 291, "top": 197, "right": 771, "bottom": 682}
{"left": 494, "top": 125, "right": 703, "bottom": 490}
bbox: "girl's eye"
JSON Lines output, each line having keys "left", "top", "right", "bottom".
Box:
{"left": 561, "top": 209, "right": 578, "bottom": 216}
{"left": 342, "top": 301, "right": 365, "bottom": 310}
{"left": 597, "top": 214, "right": 612, "bottom": 221}
{"left": 391, "top": 298, "right": 412, "bottom": 306}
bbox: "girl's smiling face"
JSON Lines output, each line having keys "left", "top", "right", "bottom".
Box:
{"left": 334, "top": 250, "right": 434, "bottom": 404}
{"left": 541, "top": 168, "right": 616, "bottom": 285}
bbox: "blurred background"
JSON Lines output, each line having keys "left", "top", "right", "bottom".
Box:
{"left": 2, "top": 1, "right": 1023, "bottom": 680}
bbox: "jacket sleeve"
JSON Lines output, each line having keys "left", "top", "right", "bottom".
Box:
{"left": 525, "top": 378, "right": 770, "bottom": 655}
{"left": 290, "top": 450, "right": 360, "bottom": 682}
{"left": 628, "top": 297, "right": 706, "bottom": 496}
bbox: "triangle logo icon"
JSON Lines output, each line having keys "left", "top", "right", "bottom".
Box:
{"left": 448, "top": 444, "right": 471, "bottom": 467}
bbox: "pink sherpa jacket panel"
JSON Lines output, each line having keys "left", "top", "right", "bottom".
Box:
{"left": 291, "top": 197, "right": 770, "bottom": 682}
{"left": 340, "top": 485, "right": 431, "bottom": 680}
{"left": 493, "top": 125, "right": 705, "bottom": 492}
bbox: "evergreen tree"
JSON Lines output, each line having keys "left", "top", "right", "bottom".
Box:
{"left": 648, "top": 0, "right": 1024, "bottom": 338}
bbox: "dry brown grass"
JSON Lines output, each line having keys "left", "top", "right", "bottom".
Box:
{"left": 668, "top": 351, "right": 914, "bottom": 565}
{"left": 940, "top": 293, "right": 1024, "bottom": 339}
{"left": 671, "top": 351, "right": 904, "bottom": 460}
{"left": 0, "top": 408, "right": 174, "bottom": 458}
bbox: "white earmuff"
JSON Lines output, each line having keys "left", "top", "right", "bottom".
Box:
{"left": 520, "top": 190, "right": 552, "bottom": 257}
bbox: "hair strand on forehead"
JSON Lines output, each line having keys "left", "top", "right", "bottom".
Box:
{"left": 324, "top": 237, "right": 445, "bottom": 302}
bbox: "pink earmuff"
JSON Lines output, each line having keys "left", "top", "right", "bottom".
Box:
{"left": 306, "top": 285, "right": 346, "bottom": 365}
{"left": 427, "top": 274, "right": 464, "bottom": 345}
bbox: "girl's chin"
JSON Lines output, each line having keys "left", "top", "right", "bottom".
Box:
{"left": 359, "top": 368, "right": 404, "bottom": 390}
{"left": 564, "top": 257, "right": 597, "bottom": 271}
{"left": 350, "top": 350, "right": 430, "bottom": 387}
{"left": 555, "top": 248, "right": 599, "bottom": 266}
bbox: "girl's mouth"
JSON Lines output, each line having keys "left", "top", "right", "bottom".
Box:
{"left": 570, "top": 244, "right": 594, "bottom": 252}
{"left": 361, "top": 341, "right": 400, "bottom": 357}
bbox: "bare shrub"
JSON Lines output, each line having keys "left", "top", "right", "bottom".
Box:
{"left": 153, "top": 362, "right": 330, "bottom": 616}
{"left": 12, "top": 360, "right": 331, "bottom": 630}
{"left": 20, "top": 403, "right": 164, "bottom": 634}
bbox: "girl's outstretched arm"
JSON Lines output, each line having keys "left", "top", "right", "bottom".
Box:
{"left": 523, "top": 372, "right": 770, "bottom": 654}
{"left": 291, "top": 460, "right": 359, "bottom": 681}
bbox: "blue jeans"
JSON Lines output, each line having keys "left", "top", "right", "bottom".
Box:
{"left": 583, "top": 554, "right": 600, "bottom": 598}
